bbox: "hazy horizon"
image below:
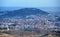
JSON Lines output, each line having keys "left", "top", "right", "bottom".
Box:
{"left": 0, "top": 0, "right": 60, "bottom": 16}
{"left": 0, "top": 0, "right": 60, "bottom": 7}
{"left": 0, "top": 7, "right": 60, "bottom": 16}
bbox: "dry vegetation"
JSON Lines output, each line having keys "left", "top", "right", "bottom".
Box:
{"left": 0, "top": 33, "right": 14, "bottom": 37}
{"left": 0, "top": 30, "right": 20, "bottom": 37}
{"left": 0, "top": 30, "right": 60, "bottom": 37}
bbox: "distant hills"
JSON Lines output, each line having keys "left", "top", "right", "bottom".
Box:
{"left": 0, "top": 8, "right": 49, "bottom": 18}
{"left": 0, "top": 8, "right": 60, "bottom": 21}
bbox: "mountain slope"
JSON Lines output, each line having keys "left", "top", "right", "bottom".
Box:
{"left": 0, "top": 8, "right": 49, "bottom": 18}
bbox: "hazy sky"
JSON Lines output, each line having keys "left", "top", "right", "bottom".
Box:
{"left": 0, "top": 0, "right": 60, "bottom": 16}
{"left": 0, "top": 0, "right": 60, "bottom": 7}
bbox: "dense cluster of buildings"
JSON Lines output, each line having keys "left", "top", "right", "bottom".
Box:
{"left": 0, "top": 14, "right": 60, "bottom": 32}
{"left": 0, "top": 17, "right": 60, "bottom": 31}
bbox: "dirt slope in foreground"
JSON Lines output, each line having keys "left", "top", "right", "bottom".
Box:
{"left": 0, "top": 33, "right": 15, "bottom": 37}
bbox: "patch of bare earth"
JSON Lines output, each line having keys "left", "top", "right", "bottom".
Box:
{"left": 0, "top": 33, "right": 15, "bottom": 37}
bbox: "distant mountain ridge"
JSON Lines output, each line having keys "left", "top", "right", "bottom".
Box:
{"left": 0, "top": 8, "right": 60, "bottom": 22}
{"left": 0, "top": 8, "right": 49, "bottom": 18}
